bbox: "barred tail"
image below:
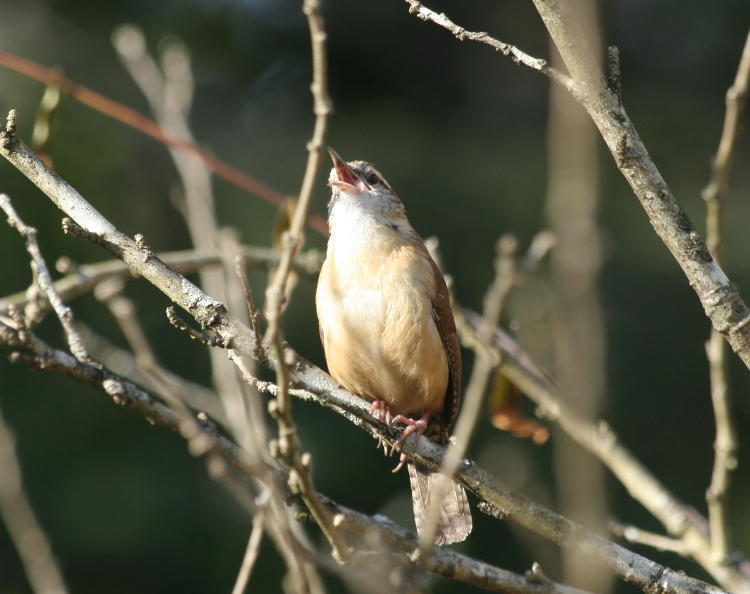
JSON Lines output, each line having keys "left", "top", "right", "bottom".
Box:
{"left": 407, "top": 462, "right": 472, "bottom": 545}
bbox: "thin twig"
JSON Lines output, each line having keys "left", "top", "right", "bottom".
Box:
{"left": 231, "top": 512, "right": 266, "bottom": 594}
{"left": 0, "top": 405, "right": 69, "bottom": 594}
{"left": 702, "top": 29, "right": 750, "bottom": 563}
{"left": 610, "top": 521, "right": 690, "bottom": 556}
{"left": 262, "top": 0, "right": 347, "bottom": 564}
{"left": 402, "top": 0, "right": 574, "bottom": 94}
{"left": 235, "top": 255, "right": 266, "bottom": 365}
{"left": 0, "top": 193, "right": 91, "bottom": 362}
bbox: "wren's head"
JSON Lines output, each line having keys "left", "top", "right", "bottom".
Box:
{"left": 326, "top": 147, "right": 410, "bottom": 234}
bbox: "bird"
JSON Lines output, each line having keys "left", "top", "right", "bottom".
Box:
{"left": 315, "top": 147, "right": 472, "bottom": 545}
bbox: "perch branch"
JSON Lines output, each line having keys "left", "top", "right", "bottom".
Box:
{"left": 457, "top": 308, "right": 750, "bottom": 593}
{"left": 1, "top": 317, "right": 596, "bottom": 594}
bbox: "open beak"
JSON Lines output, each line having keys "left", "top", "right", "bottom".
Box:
{"left": 327, "top": 147, "right": 362, "bottom": 192}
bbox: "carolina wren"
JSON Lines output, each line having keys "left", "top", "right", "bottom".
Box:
{"left": 316, "top": 148, "right": 472, "bottom": 545}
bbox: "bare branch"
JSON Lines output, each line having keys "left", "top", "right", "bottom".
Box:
{"left": 528, "top": 0, "right": 750, "bottom": 369}
{"left": 702, "top": 29, "right": 750, "bottom": 563}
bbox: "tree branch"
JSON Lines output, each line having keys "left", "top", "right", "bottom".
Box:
{"left": 529, "top": 0, "right": 750, "bottom": 368}
{"left": 405, "top": 0, "right": 750, "bottom": 375}
{"left": 0, "top": 125, "right": 731, "bottom": 594}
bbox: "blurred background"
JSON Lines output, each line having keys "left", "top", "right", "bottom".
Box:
{"left": 1, "top": 0, "right": 749, "bottom": 592}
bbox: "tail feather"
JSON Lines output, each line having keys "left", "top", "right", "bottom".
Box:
{"left": 407, "top": 462, "right": 472, "bottom": 545}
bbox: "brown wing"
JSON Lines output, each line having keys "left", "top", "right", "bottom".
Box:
{"left": 428, "top": 257, "right": 462, "bottom": 430}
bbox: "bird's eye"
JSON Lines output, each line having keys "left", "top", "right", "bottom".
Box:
{"left": 364, "top": 171, "right": 380, "bottom": 186}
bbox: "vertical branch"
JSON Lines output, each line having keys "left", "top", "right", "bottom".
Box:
{"left": 419, "top": 233, "right": 554, "bottom": 549}
{"left": 112, "top": 25, "right": 248, "bottom": 441}
{"left": 263, "top": 0, "right": 347, "bottom": 563}
{"left": 544, "top": 3, "right": 611, "bottom": 591}
{"left": 702, "top": 29, "right": 750, "bottom": 563}
{"left": 418, "top": 235, "right": 518, "bottom": 548}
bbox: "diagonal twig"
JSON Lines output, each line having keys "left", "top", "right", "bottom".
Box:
{"left": 0, "top": 191, "right": 91, "bottom": 363}
{"left": 0, "top": 404, "right": 69, "bottom": 594}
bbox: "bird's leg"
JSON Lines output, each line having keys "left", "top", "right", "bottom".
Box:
{"left": 369, "top": 400, "right": 393, "bottom": 454}
{"left": 390, "top": 413, "right": 429, "bottom": 473}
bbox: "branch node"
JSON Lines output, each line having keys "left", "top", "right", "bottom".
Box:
{"left": 103, "top": 377, "right": 129, "bottom": 405}
{"left": 607, "top": 45, "right": 622, "bottom": 100}
{"left": 165, "top": 306, "right": 222, "bottom": 347}
{"left": 133, "top": 233, "right": 153, "bottom": 262}
{"left": 476, "top": 500, "right": 506, "bottom": 520}
{"left": 1, "top": 109, "right": 17, "bottom": 150}
{"left": 525, "top": 562, "right": 552, "bottom": 585}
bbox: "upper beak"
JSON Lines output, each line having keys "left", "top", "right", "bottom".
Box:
{"left": 327, "top": 147, "right": 361, "bottom": 190}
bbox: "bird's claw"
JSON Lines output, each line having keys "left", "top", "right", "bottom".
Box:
{"left": 369, "top": 400, "right": 392, "bottom": 454}
{"left": 389, "top": 413, "right": 428, "bottom": 472}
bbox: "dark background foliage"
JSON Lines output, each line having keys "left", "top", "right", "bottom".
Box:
{"left": 1, "top": 1, "right": 749, "bottom": 592}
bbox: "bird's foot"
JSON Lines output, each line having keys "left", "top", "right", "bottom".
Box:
{"left": 390, "top": 413, "right": 429, "bottom": 473}
{"left": 369, "top": 400, "right": 393, "bottom": 454}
